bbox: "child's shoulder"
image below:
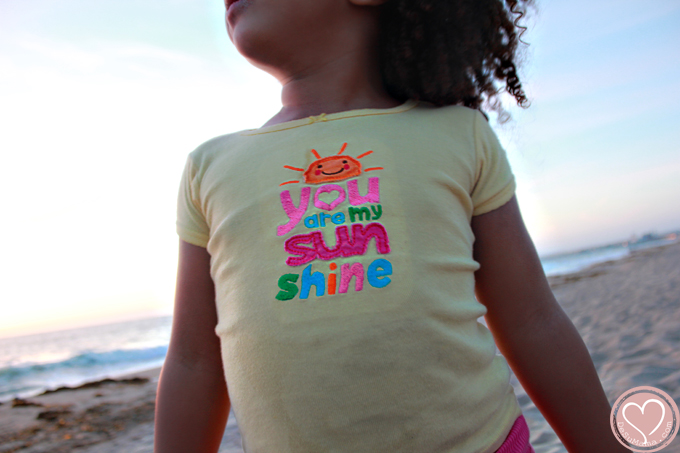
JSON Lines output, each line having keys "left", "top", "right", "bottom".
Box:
{"left": 414, "top": 101, "right": 491, "bottom": 140}
{"left": 186, "top": 130, "right": 245, "bottom": 165}
{"left": 416, "top": 100, "right": 487, "bottom": 124}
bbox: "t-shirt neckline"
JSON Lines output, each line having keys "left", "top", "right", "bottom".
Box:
{"left": 239, "top": 98, "right": 419, "bottom": 136}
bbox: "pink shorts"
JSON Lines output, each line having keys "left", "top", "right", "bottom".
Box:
{"left": 494, "top": 415, "right": 535, "bottom": 453}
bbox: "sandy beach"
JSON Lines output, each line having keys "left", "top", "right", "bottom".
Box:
{"left": 0, "top": 367, "right": 243, "bottom": 453}
{"left": 516, "top": 240, "right": 680, "bottom": 452}
{"left": 1, "top": 241, "right": 679, "bottom": 453}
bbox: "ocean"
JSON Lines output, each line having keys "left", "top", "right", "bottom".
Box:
{"left": 0, "top": 316, "right": 170, "bottom": 403}
{"left": 540, "top": 236, "right": 677, "bottom": 276}
{"left": 1, "top": 236, "right": 677, "bottom": 403}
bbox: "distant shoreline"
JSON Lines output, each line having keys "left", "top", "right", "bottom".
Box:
{"left": 546, "top": 239, "right": 679, "bottom": 289}
{"left": 540, "top": 236, "right": 679, "bottom": 278}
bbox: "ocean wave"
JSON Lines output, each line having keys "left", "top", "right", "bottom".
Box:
{"left": 0, "top": 345, "right": 167, "bottom": 401}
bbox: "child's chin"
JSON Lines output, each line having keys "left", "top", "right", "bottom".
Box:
{"left": 232, "top": 28, "right": 283, "bottom": 67}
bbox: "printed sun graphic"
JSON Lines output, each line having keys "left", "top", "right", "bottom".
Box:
{"left": 280, "top": 142, "right": 383, "bottom": 186}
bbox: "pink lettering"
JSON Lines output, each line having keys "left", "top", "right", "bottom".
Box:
{"left": 313, "top": 230, "right": 343, "bottom": 260}
{"left": 284, "top": 222, "right": 391, "bottom": 266}
{"left": 347, "top": 177, "right": 380, "bottom": 205}
{"left": 277, "top": 187, "right": 311, "bottom": 236}
{"left": 283, "top": 234, "right": 317, "bottom": 266}
{"left": 349, "top": 222, "right": 390, "bottom": 255}
{"left": 339, "top": 262, "right": 364, "bottom": 293}
{"left": 313, "top": 184, "right": 346, "bottom": 211}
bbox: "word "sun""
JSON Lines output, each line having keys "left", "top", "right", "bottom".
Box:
{"left": 280, "top": 142, "right": 383, "bottom": 186}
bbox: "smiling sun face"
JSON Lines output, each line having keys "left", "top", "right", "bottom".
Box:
{"left": 304, "top": 155, "right": 361, "bottom": 183}
{"left": 280, "top": 142, "right": 383, "bottom": 186}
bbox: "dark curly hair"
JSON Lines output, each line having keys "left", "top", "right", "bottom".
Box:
{"left": 377, "top": 0, "right": 533, "bottom": 116}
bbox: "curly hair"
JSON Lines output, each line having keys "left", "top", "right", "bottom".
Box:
{"left": 377, "top": 0, "right": 533, "bottom": 116}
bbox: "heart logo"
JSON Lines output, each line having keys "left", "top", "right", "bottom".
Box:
{"left": 313, "top": 184, "right": 345, "bottom": 211}
{"left": 622, "top": 398, "right": 665, "bottom": 445}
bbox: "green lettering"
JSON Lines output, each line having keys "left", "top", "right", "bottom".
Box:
{"left": 348, "top": 206, "right": 371, "bottom": 222}
{"left": 370, "top": 204, "right": 382, "bottom": 220}
{"left": 275, "top": 274, "right": 299, "bottom": 300}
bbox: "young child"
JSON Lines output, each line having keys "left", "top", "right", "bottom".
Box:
{"left": 155, "top": 0, "right": 629, "bottom": 452}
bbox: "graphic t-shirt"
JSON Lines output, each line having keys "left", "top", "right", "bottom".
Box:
{"left": 176, "top": 99, "right": 522, "bottom": 453}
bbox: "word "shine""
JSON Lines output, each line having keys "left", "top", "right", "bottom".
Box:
{"left": 276, "top": 258, "right": 393, "bottom": 300}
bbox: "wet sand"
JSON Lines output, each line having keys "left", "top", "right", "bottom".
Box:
{"left": 1, "top": 241, "right": 678, "bottom": 452}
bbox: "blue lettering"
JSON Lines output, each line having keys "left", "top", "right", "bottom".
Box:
{"left": 367, "top": 258, "right": 392, "bottom": 288}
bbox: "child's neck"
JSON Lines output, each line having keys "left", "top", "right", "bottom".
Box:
{"left": 261, "top": 52, "right": 401, "bottom": 128}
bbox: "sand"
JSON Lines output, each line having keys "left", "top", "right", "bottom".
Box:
{"left": 521, "top": 241, "right": 680, "bottom": 453}
{"left": 0, "top": 368, "right": 243, "bottom": 453}
{"left": 1, "top": 241, "right": 678, "bottom": 453}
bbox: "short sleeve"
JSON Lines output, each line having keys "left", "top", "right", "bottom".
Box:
{"left": 176, "top": 155, "right": 210, "bottom": 247}
{"left": 470, "top": 111, "right": 516, "bottom": 216}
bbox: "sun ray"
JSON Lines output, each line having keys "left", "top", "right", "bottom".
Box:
{"left": 310, "top": 149, "right": 322, "bottom": 159}
{"left": 279, "top": 180, "right": 301, "bottom": 186}
{"left": 284, "top": 165, "right": 305, "bottom": 172}
{"left": 357, "top": 150, "right": 373, "bottom": 159}
{"left": 364, "top": 167, "right": 383, "bottom": 172}
{"left": 336, "top": 142, "right": 348, "bottom": 155}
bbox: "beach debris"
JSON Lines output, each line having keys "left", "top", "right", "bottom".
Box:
{"left": 37, "top": 409, "right": 73, "bottom": 421}
{"left": 38, "top": 377, "right": 149, "bottom": 396}
{"left": 11, "top": 398, "right": 44, "bottom": 408}
{"left": 0, "top": 379, "right": 156, "bottom": 453}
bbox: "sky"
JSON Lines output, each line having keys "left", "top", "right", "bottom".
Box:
{"left": 0, "top": 0, "right": 679, "bottom": 338}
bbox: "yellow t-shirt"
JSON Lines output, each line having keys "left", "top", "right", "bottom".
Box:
{"left": 176, "top": 99, "right": 522, "bottom": 453}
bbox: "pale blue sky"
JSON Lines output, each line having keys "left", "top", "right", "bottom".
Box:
{"left": 1, "top": 0, "right": 679, "bottom": 337}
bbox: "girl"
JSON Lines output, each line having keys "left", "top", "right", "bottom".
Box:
{"left": 155, "top": 0, "right": 628, "bottom": 452}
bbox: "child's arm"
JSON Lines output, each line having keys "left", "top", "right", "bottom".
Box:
{"left": 471, "top": 196, "right": 628, "bottom": 453}
{"left": 154, "top": 239, "right": 230, "bottom": 453}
